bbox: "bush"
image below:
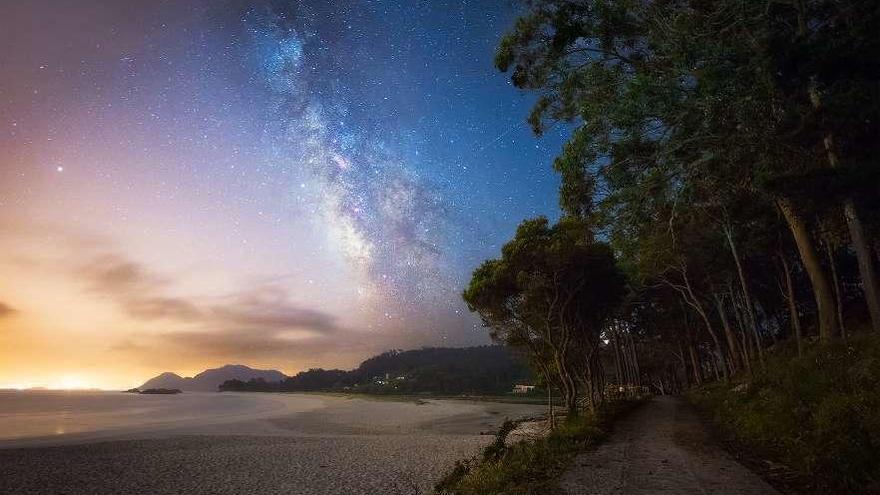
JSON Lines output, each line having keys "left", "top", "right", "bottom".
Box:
{"left": 688, "top": 333, "right": 880, "bottom": 492}
{"left": 435, "top": 399, "right": 643, "bottom": 495}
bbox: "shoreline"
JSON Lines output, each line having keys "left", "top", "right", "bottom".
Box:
{"left": 1, "top": 393, "right": 544, "bottom": 494}
{"left": 0, "top": 391, "right": 545, "bottom": 447}
{"left": 269, "top": 390, "right": 550, "bottom": 405}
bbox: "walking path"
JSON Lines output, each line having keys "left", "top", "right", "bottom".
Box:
{"left": 560, "top": 396, "right": 779, "bottom": 495}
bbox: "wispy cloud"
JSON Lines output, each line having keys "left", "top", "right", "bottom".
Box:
{"left": 78, "top": 255, "right": 203, "bottom": 321}
{"left": 0, "top": 218, "right": 414, "bottom": 371}
{"left": 0, "top": 302, "right": 16, "bottom": 318}
{"left": 76, "top": 251, "right": 394, "bottom": 367}
{"left": 78, "top": 253, "right": 344, "bottom": 336}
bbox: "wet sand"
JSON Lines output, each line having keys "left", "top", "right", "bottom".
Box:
{"left": 0, "top": 393, "right": 544, "bottom": 494}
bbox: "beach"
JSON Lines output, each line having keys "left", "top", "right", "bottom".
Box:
{"left": 0, "top": 391, "right": 544, "bottom": 494}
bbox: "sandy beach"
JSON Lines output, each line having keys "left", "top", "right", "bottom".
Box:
{"left": 0, "top": 392, "right": 544, "bottom": 494}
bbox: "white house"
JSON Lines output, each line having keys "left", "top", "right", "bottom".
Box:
{"left": 512, "top": 384, "right": 536, "bottom": 394}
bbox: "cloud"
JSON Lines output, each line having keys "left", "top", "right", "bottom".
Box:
{"left": 77, "top": 251, "right": 391, "bottom": 368}
{"left": 78, "top": 255, "right": 203, "bottom": 321}
{"left": 78, "top": 253, "right": 344, "bottom": 337}
{"left": 1, "top": 205, "right": 476, "bottom": 374}
{"left": 0, "top": 220, "right": 407, "bottom": 370}
{"left": 82, "top": 257, "right": 159, "bottom": 293}
{"left": 152, "top": 326, "right": 378, "bottom": 362}
{"left": 210, "top": 285, "right": 341, "bottom": 334}
{"left": 110, "top": 318, "right": 404, "bottom": 371}
{"left": 0, "top": 302, "right": 16, "bottom": 318}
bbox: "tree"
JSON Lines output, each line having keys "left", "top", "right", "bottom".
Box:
{"left": 494, "top": 0, "right": 880, "bottom": 344}
{"left": 772, "top": 0, "right": 880, "bottom": 332}
{"left": 463, "top": 217, "right": 625, "bottom": 414}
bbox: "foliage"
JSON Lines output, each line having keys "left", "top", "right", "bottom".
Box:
{"left": 492, "top": 0, "right": 880, "bottom": 394}
{"left": 435, "top": 399, "right": 644, "bottom": 495}
{"left": 463, "top": 216, "right": 626, "bottom": 411}
{"left": 689, "top": 332, "right": 880, "bottom": 492}
{"left": 489, "top": 2, "right": 880, "bottom": 489}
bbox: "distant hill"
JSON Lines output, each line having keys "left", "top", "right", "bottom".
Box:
{"left": 139, "top": 364, "right": 286, "bottom": 392}
{"left": 220, "top": 346, "right": 534, "bottom": 395}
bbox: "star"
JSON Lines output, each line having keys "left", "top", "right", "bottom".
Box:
{"left": 0, "top": 0, "right": 566, "bottom": 371}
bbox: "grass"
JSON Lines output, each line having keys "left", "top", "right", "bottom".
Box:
{"left": 434, "top": 398, "right": 645, "bottom": 495}
{"left": 688, "top": 332, "right": 880, "bottom": 493}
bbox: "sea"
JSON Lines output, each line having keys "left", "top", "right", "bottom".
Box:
{"left": 0, "top": 389, "right": 298, "bottom": 444}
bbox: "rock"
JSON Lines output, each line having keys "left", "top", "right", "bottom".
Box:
{"left": 138, "top": 388, "right": 182, "bottom": 395}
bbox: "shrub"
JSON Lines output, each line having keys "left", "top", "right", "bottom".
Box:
{"left": 689, "top": 333, "right": 880, "bottom": 492}
{"left": 436, "top": 399, "right": 643, "bottom": 495}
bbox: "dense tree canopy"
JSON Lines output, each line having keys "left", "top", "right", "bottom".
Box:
{"left": 463, "top": 0, "right": 880, "bottom": 416}
{"left": 464, "top": 217, "right": 625, "bottom": 412}
{"left": 463, "top": 2, "right": 880, "bottom": 485}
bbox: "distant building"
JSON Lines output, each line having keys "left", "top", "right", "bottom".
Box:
{"left": 512, "top": 384, "right": 536, "bottom": 394}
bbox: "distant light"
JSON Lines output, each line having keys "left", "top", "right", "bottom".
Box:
{"left": 55, "top": 375, "right": 88, "bottom": 390}
{"left": 56, "top": 166, "right": 64, "bottom": 172}
{"left": 0, "top": 383, "right": 29, "bottom": 390}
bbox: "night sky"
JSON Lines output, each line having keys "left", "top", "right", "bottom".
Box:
{"left": 0, "top": 0, "right": 566, "bottom": 388}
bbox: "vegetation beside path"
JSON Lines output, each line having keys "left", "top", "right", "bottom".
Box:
{"left": 689, "top": 332, "right": 880, "bottom": 494}
{"left": 435, "top": 398, "right": 646, "bottom": 495}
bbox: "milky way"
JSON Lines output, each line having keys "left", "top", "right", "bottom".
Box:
{"left": 247, "top": 7, "right": 449, "bottom": 311}
{"left": 0, "top": 0, "right": 569, "bottom": 385}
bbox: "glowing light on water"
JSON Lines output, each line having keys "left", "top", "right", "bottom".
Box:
{"left": 53, "top": 375, "right": 89, "bottom": 390}
{"left": 0, "top": 383, "right": 30, "bottom": 390}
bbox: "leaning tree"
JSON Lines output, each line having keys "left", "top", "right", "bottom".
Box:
{"left": 463, "top": 217, "right": 625, "bottom": 414}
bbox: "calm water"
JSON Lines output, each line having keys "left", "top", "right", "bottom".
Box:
{"left": 0, "top": 390, "right": 303, "bottom": 443}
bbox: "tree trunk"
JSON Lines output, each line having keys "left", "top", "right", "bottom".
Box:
{"left": 613, "top": 326, "right": 623, "bottom": 387}
{"left": 627, "top": 331, "right": 641, "bottom": 387}
{"left": 823, "top": 239, "right": 847, "bottom": 339}
{"left": 765, "top": 304, "right": 779, "bottom": 345}
{"left": 689, "top": 342, "right": 702, "bottom": 386}
{"left": 588, "top": 350, "right": 604, "bottom": 406}
{"left": 564, "top": 372, "right": 578, "bottom": 417}
{"left": 681, "top": 304, "right": 703, "bottom": 386}
{"left": 777, "top": 197, "right": 840, "bottom": 341}
{"left": 680, "top": 271, "right": 729, "bottom": 381}
{"left": 732, "top": 295, "right": 753, "bottom": 375}
{"left": 677, "top": 340, "right": 690, "bottom": 388}
{"left": 705, "top": 326, "right": 728, "bottom": 381}
{"left": 552, "top": 351, "right": 576, "bottom": 418}
{"left": 807, "top": 77, "right": 880, "bottom": 333}
{"left": 711, "top": 353, "right": 721, "bottom": 380}
{"left": 725, "top": 224, "right": 764, "bottom": 365}
{"left": 728, "top": 285, "right": 754, "bottom": 368}
{"left": 622, "top": 338, "right": 634, "bottom": 391}
{"left": 780, "top": 251, "right": 803, "bottom": 356}
{"left": 714, "top": 293, "right": 740, "bottom": 374}
{"left": 565, "top": 365, "right": 579, "bottom": 416}
{"left": 844, "top": 200, "right": 880, "bottom": 332}
{"left": 565, "top": 394, "right": 577, "bottom": 417}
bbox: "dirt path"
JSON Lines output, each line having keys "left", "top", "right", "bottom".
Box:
{"left": 560, "top": 396, "right": 779, "bottom": 495}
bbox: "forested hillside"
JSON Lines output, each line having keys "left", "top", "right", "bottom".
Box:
{"left": 220, "top": 346, "right": 533, "bottom": 395}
